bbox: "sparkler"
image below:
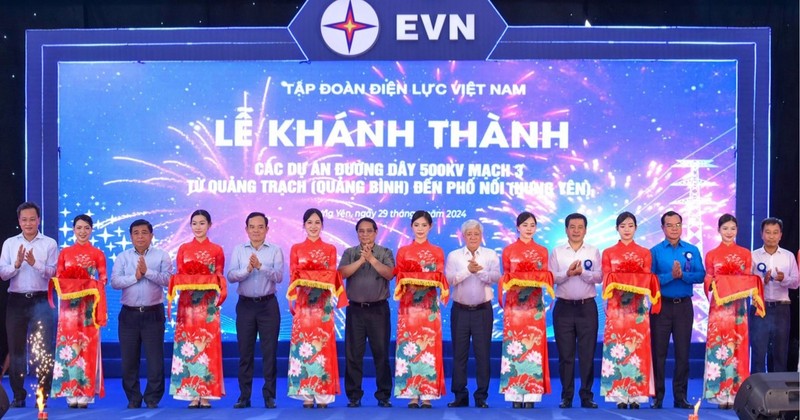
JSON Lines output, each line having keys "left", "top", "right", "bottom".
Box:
{"left": 31, "top": 319, "right": 51, "bottom": 419}
{"left": 689, "top": 398, "right": 702, "bottom": 420}
{"left": 36, "top": 386, "right": 47, "bottom": 419}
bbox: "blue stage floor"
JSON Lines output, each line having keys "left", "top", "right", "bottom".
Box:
{"left": 1, "top": 376, "right": 738, "bottom": 419}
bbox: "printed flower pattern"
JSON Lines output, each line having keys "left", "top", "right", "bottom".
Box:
{"left": 510, "top": 249, "right": 544, "bottom": 273}
{"left": 507, "top": 341, "right": 523, "bottom": 357}
{"left": 499, "top": 294, "right": 548, "bottom": 396}
{"left": 51, "top": 244, "right": 106, "bottom": 399}
{"left": 288, "top": 358, "right": 302, "bottom": 377}
{"left": 403, "top": 342, "right": 419, "bottom": 358}
{"left": 73, "top": 253, "right": 99, "bottom": 278}
{"left": 499, "top": 243, "right": 549, "bottom": 397}
{"left": 600, "top": 290, "right": 651, "bottom": 399}
{"left": 287, "top": 306, "right": 338, "bottom": 396}
{"left": 601, "top": 358, "right": 615, "bottom": 378}
{"left": 169, "top": 239, "right": 225, "bottom": 400}
{"left": 302, "top": 249, "right": 330, "bottom": 269}
{"left": 705, "top": 362, "right": 721, "bottom": 381}
{"left": 703, "top": 297, "right": 746, "bottom": 397}
{"left": 52, "top": 306, "right": 99, "bottom": 399}
{"left": 703, "top": 246, "right": 753, "bottom": 403}
{"left": 393, "top": 241, "right": 445, "bottom": 399}
{"left": 615, "top": 252, "right": 645, "bottom": 273}
{"left": 600, "top": 243, "right": 653, "bottom": 401}
{"left": 419, "top": 352, "right": 436, "bottom": 366}
{"left": 395, "top": 358, "right": 409, "bottom": 377}
{"left": 287, "top": 239, "right": 340, "bottom": 398}
{"left": 169, "top": 326, "right": 220, "bottom": 398}
{"left": 629, "top": 354, "right": 641, "bottom": 369}
{"left": 171, "top": 358, "right": 184, "bottom": 375}
{"left": 193, "top": 250, "right": 216, "bottom": 273}
{"left": 394, "top": 297, "right": 444, "bottom": 398}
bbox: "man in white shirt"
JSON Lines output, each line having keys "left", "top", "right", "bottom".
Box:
{"left": 444, "top": 220, "right": 501, "bottom": 408}
{"left": 750, "top": 217, "right": 799, "bottom": 373}
{"left": 548, "top": 213, "right": 602, "bottom": 409}
{"left": 0, "top": 202, "right": 58, "bottom": 408}
{"left": 110, "top": 219, "right": 173, "bottom": 409}
{"left": 227, "top": 212, "right": 284, "bottom": 409}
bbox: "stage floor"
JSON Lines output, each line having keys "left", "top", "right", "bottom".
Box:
{"left": 1, "top": 376, "right": 738, "bottom": 419}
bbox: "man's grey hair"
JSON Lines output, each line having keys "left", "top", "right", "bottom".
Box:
{"left": 461, "top": 219, "right": 483, "bottom": 234}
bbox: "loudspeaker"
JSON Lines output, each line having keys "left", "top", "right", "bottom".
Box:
{"left": 734, "top": 372, "right": 799, "bottom": 420}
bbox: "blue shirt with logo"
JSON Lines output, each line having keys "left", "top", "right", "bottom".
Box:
{"left": 650, "top": 239, "right": 705, "bottom": 298}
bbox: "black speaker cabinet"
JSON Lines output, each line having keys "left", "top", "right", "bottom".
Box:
{"left": 734, "top": 372, "right": 800, "bottom": 420}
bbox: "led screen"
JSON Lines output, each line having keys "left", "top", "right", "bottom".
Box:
{"left": 56, "top": 59, "right": 737, "bottom": 341}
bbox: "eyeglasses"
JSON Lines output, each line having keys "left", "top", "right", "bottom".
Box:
{"left": 357, "top": 229, "right": 375, "bottom": 234}
{"left": 664, "top": 223, "right": 682, "bottom": 229}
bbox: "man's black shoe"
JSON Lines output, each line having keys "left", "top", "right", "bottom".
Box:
{"left": 651, "top": 399, "right": 663, "bottom": 409}
{"left": 127, "top": 400, "right": 142, "bottom": 409}
{"left": 524, "top": 402, "right": 535, "bottom": 409}
{"left": 674, "top": 399, "right": 693, "bottom": 409}
{"left": 347, "top": 399, "right": 361, "bottom": 408}
{"left": 265, "top": 398, "right": 276, "bottom": 409}
{"left": 447, "top": 400, "right": 468, "bottom": 408}
{"left": 378, "top": 399, "right": 392, "bottom": 408}
{"left": 10, "top": 399, "right": 24, "bottom": 408}
{"left": 146, "top": 402, "right": 159, "bottom": 409}
{"left": 580, "top": 399, "right": 598, "bottom": 409}
{"left": 559, "top": 399, "right": 572, "bottom": 408}
{"left": 233, "top": 399, "right": 251, "bottom": 409}
{"left": 475, "top": 401, "right": 489, "bottom": 408}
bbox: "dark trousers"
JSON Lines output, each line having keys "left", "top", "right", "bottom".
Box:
{"left": 553, "top": 298, "right": 598, "bottom": 401}
{"left": 449, "top": 301, "right": 492, "bottom": 404}
{"left": 749, "top": 303, "right": 791, "bottom": 373}
{"left": 650, "top": 298, "right": 693, "bottom": 403}
{"left": 118, "top": 304, "right": 166, "bottom": 405}
{"left": 345, "top": 300, "right": 392, "bottom": 402}
{"left": 236, "top": 296, "right": 280, "bottom": 401}
{"left": 0, "top": 281, "right": 9, "bottom": 367}
{"left": 5, "top": 293, "right": 56, "bottom": 402}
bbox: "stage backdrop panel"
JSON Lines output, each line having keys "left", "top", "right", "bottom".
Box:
{"left": 25, "top": 6, "right": 770, "bottom": 343}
